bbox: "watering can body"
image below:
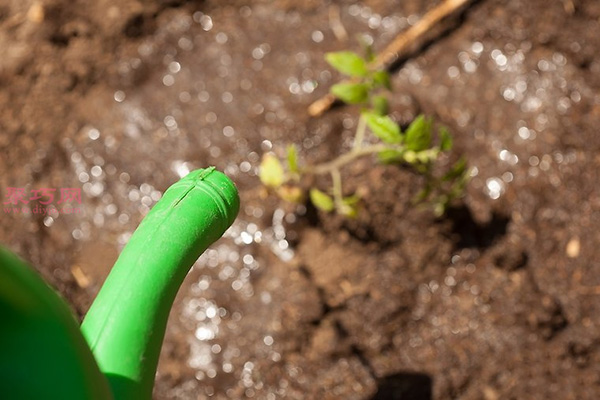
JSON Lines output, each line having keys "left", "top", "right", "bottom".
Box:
{"left": 0, "top": 247, "right": 112, "bottom": 399}
{"left": 0, "top": 168, "right": 239, "bottom": 399}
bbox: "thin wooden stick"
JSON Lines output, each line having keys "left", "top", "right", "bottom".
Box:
{"left": 329, "top": 4, "right": 348, "bottom": 42}
{"left": 309, "top": 0, "right": 474, "bottom": 117}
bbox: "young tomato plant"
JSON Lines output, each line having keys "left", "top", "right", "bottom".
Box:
{"left": 259, "top": 48, "right": 469, "bottom": 217}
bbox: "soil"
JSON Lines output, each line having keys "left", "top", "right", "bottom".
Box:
{"left": 1, "top": 0, "right": 600, "bottom": 399}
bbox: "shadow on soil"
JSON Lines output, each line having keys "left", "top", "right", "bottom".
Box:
{"left": 371, "top": 372, "right": 432, "bottom": 400}
{"left": 444, "top": 205, "right": 510, "bottom": 250}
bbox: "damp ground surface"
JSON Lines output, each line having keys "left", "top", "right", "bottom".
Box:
{"left": 1, "top": 0, "right": 600, "bottom": 399}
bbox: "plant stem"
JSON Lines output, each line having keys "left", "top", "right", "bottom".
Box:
{"left": 304, "top": 143, "right": 394, "bottom": 175}
{"left": 352, "top": 114, "right": 367, "bottom": 150}
{"left": 331, "top": 168, "right": 343, "bottom": 207}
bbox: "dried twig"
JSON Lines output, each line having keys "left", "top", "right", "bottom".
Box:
{"left": 71, "top": 265, "right": 91, "bottom": 288}
{"left": 328, "top": 4, "right": 348, "bottom": 42}
{"left": 309, "top": 0, "right": 474, "bottom": 117}
{"left": 561, "top": 0, "right": 575, "bottom": 14}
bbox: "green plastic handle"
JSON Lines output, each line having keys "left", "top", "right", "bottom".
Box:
{"left": 81, "top": 167, "right": 239, "bottom": 399}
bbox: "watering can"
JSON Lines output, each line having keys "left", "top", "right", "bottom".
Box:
{"left": 0, "top": 168, "right": 239, "bottom": 399}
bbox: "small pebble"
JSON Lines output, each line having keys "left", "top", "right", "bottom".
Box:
{"left": 566, "top": 237, "right": 580, "bottom": 258}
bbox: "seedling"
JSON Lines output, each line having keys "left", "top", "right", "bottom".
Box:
{"left": 260, "top": 47, "right": 468, "bottom": 217}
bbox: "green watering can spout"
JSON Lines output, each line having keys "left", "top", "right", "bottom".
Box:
{"left": 0, "top": 168, "right": 240, "bottom": 400}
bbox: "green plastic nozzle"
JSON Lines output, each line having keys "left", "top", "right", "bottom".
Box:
{"left": 0, "top": 168, "right": 238, "bottom": 399}
{"left": 81, "top": 167, "right": 239, "bottom": 399}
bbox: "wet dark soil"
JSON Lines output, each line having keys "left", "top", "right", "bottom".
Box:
{"left": 2, "top": 0, "right": 600, "bottom": 399}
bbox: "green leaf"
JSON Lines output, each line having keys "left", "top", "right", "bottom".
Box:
{"left": 377, "top": 149, "right": 404, "bottom": 164}
{"left": 363, "top": 112, "right": 402, "bottom": 144}
{"left": 442, "top": 157, "right": 468, "bottom": 182}
{"left": 372, "top": 70, "right": 392, "bottom": 90}
{"left": 331, "top": 82, "right": 369, "bottom": 104}
{"left": 309, "top": 188, "right": 334, "bottom": 212}
{"left": 259, "top": 153, "right": 284, "bottom": 188}
{"left": 415, "top": 184, "right": 433, "bottom": 203}
{"left": 449, "top": 179, "right": 467, "bottom": 200}
{"left": 338, "top": 203, "right": 359, "bottom": 218}
{"left": 277, "top": 185, "right": 304, "bottom": 204}
{"left": 403, "top": 150, "right": 417, "bottom": 164}
{"left": 358, "top": 36, "right": 376, "bottom": 63}
{"left": 371, "top": 95, "right": 389, "bottom": 116}
{"left": 286, "top": 144, "right": 299, "bottom": 173}
{"left": 342, "top": 194, "right": 360, "bottom": 205}
{"left": 338, "top": 195, "right": 361, "bottom": 218}
{"left": 416, "top": 148, "right": 439, "bottom": 164}
{"left": 405, "top": 115, "right": 432, "bottom": 152}
{"left": 433, "top": 200, "right": 447, "bottom": 217}
{"left": 325, "top": 51, "right": 368, "bottom": 77}
{"left": 439, "top": 127, "right": 453, "bottom": 151}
